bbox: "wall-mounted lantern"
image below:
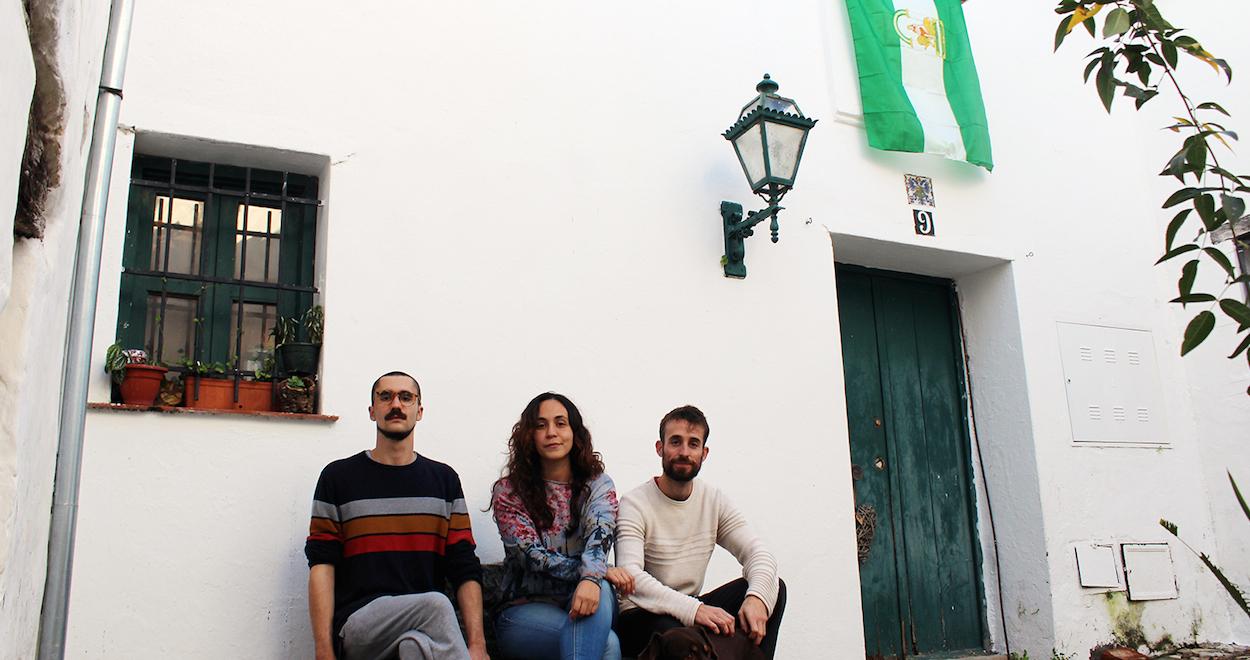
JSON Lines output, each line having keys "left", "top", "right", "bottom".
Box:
{"left": 721, "top": 74, "right": 817, "bottom": 278}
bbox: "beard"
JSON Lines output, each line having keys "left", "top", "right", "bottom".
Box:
{"left": 378, "top": 414, "right": 415, "bottom": 442}
{"left": 662, "top": 459, "right": 701, "bottom": 482}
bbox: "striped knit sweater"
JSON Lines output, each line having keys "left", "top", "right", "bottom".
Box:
{"left": 305, "top": 451, "right": 483, "bottom": 636}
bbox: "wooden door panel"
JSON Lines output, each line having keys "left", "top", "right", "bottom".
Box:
{"left": 838, "top": 266, "right": 985, "bottom": 658}
{"left": 872, "top": 277, "right": 945, "bottom": 652}
{"left": 837, "top": 270, "right": 906, "bottom": 658}
{"left": 911, "top": 284, "right": 983, "bottom": 651}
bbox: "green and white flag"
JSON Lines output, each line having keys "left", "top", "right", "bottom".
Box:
{"left": 844, "top": 0, "right": 993, "bottom": 170}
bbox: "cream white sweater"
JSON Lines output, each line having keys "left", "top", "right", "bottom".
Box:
{"left": 616, "top": 478, "right": 779, "bottom": 626}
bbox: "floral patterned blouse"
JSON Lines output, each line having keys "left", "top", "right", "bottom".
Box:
{"left": 490, "top": 472, "right": 618, "bottom": 608}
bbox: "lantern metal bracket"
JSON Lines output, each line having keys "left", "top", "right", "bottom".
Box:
{"left": 721, "top": 199, "right": 783, "bottom": 279}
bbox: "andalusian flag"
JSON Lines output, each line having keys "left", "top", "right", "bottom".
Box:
{"left": 845, "top": 0, "right": 993, "bottom": 170}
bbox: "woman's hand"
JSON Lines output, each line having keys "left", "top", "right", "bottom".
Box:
{"left": 568, "top": 579, "right": 601, "bottom": 619}
{"left": 605, "top": 566, "right": 635, "bottom": 596}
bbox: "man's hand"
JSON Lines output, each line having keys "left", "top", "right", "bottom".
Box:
{"left": 309, "top": 564, "right": 336, "bottom": 660}
{"left": 694, "top": 603, "right": 735, "bottom": 636}
{"left": 604, "top": 567, "right": 635, "bottom": 596}
{"left": 738, "top": 595, "right": 768, "bottom": 645}
{"left": 467, "top": 641, "right": 490, "bottom": 660}
{"left": 569, "top": 579, "right": 601, "bottom": 619}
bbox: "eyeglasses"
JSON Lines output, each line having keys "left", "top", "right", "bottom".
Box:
{"left": 375, "top": 390, "right": 419, "bottom": 406}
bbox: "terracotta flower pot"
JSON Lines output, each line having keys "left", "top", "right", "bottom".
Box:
{"left": 184, "top": 377, "right": 274, "bottom": 412}
{"left": 119, "top": 364, "right": 168, "bottom": 406}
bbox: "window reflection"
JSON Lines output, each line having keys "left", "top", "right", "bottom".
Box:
{"left": 229, "top": 301, "right": 277, "bottom": 372}
{"left": 145, "top": 294, "right": 196, "bottom": 363}
{"left": 150, "top": 196, "right": 203, "bottom": 274}
{"left": 234, "top": 205, "right": 281, "bottom": 283}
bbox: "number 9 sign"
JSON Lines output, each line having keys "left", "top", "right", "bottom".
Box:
{"left": 913, "top": 209, "right": 935, "bottom": 236}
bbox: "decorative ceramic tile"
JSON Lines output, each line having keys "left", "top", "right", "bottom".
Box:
{"left": 904, "top": 174, "right": 935, "bottom": 207}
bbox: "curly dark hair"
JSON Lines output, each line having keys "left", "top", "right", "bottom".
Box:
{"left": 494, "top": 392, "right": 605, "bottom": 532}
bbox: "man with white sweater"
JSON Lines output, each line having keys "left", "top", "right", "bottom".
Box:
{"left": 615, "top": 405, "right": 787, "bottom": 659}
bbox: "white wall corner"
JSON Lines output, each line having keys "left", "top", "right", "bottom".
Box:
{"left": 0, "top": 0, "right": 37, "bottom": 315}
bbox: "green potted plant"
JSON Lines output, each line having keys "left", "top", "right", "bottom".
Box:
{"left": 182, "top": 358, "right": 273, "bottom": 412}
{"left": 275, "top": 374, "right": 317, "bottom": 414}
{"left": 272, "top": 305, "right": 323, "bottom": 377}
{"left": 104, "top": 342, "right": 169, "bottom": 407}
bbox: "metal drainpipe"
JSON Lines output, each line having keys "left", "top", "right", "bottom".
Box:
{"left": 37, "top": 0, "right": 135, "bottom": 657}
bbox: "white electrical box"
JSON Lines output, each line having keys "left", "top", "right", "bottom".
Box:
{"left": 1075, "top": 543, "right": 1122, "bottom": 589}
{"left": 1123, "top": 543, "right": 1179, "bottom": 601}
{"left": 1056, "top": 322, "right": 1168, "bottom": 446}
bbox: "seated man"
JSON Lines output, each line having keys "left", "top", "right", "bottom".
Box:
{"left": 616, "top": 405, "right": 786, "bottom": 659}
{"left": 305, "top": 371, "right": 489, "bottom": 660}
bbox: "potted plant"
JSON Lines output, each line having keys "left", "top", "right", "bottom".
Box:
{"left": 182, "top": 359, "right": 274, "bottom": 412}
{"left": 105, "top": 343, "right": 169, "bottom": 407}
{"left": 275, "top": 374, "right": 317, "bottom": 414}
{"left": 272, "top": 305, "right": 323, "bottom": 377}
{"left": 157, "top": 372, "right": 184, "bottom": 407}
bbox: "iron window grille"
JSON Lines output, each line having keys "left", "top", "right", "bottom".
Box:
{"left": 116, "top": 154, "right": 321, "bottom": 402}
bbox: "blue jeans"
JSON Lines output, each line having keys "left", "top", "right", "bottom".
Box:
{"left": 495, "top": 579, "right": 621, "bottom": 660}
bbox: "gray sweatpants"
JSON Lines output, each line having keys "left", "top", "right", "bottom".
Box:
{"left": 340, "top": 592, "right": 470, "bottom": 660}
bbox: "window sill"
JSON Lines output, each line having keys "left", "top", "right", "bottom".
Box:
{"left": 87, "top": 402, "right": 338, "bottom": 422}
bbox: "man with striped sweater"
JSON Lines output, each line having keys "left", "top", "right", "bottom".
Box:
{"left": 616, "top": 405, "right": 787, "bottom": 659}
{"left": 305, "top": 372, "right": 489, "bottom": 660}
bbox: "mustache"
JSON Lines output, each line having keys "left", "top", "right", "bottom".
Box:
{"left": 385, "top": 411, "right": 407, "bottom": 420}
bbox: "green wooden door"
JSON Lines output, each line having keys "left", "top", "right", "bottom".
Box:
{"left": 837, "top": 266, "right": 984, "bottom": 659}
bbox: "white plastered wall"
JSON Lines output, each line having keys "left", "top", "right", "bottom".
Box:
{"left": 54, "top": 0, "right": 1250, "bottom": 658}
{"left": 68, "top": 1, "right": 861, "bottom": 658}
{"left": 0, "top": 1, "right": 112, "bottom": 658}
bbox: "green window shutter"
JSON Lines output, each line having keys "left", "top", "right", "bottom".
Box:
{"left": 114, "top": 156, "right": 320, "bottom": 369}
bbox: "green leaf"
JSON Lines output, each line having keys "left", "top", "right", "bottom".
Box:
{"left": 1096, "top": 57, "right": 1117, "bottom": 112}
{"left": 1219, "top": 298, "right": 1250, "bottom": 330}
{"left": 1163, "top": 41, "right": 1178, "bottom": 68}
{"left": 1195, "top": 194, "right": 1216, "bottom": 228}
{"left": 1204, "top": 246, "right": 1236, "bottom": 279}
{"left": 1133, "top": 0, "right": 1174, "bottom": 31}
{"left": 1166, "top": 209, "right": 1192, "bottom": 250}
{"left": 1230, "top": 332, "right": 1250, "bottom": 358}
{"left": 1195, "top": 552, "right": 1250, "bottom": 619}
{"left": 1181, "top": 311, "right": 1216, "bottom": 356}
{"left": 1197, "top": 101, "right": 1231, "bottom": 117}
{"left": 1171, "top": 293, "right": 1216, "bottom": 304}
{"left": 1083, "top": 17, "right": 1096, "bottom": 37}
{"left": 1163, "top": 187, "right": 1200, "bottom": 208}
{"left": 1159, "top": 518, "right": 1178, "bottom": 536}
{"left": 1222, "top": 194, "right": 1246, "bottom": 222}
{"left": 1084, "top": 57, "right": 1101, "bottom": 82}
{"left": 1157, "top": 243, "right": 1199, "bottom": 264}
{"left": 1162, "top": 149, "right": 1189, "bottom": 181}
{"left": 1055, "top": 16, "right": 1073, "bottom": 52}
{"left": 1232, "top": 473, "right": 1250, "bottom": 524}
{"left": 1178, "top": 260, "right": 1199, "bottom": 296}
{"left": 1209, "top": 167, "right": 1243, "bottom": 185}
{"left": 1186, "top": 138, "right": 1208, "bottom": 174}
{"left": 1103, "top": 8, "right": 1130, "bottom": 36}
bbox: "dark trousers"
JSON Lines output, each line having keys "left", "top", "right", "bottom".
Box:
{"left": 616, "top": 578, "right": 787, "bottom": 659}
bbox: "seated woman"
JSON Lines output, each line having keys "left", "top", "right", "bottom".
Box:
{"left": 491, "top": 392, "right": 634, "bottom": 660}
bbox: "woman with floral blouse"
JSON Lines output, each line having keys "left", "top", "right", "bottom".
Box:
{"left": 490, "top": 392, "right": 634, "bottom": 660}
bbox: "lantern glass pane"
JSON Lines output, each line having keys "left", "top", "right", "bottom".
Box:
{"left": 734, "top": 123, "right": 766, "bottom": 188}
{"left": 764, "top": 121, "right": 806, "bottom": 182}
{"left": 763, "top": 97, "right": 798, "bottom": 115}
